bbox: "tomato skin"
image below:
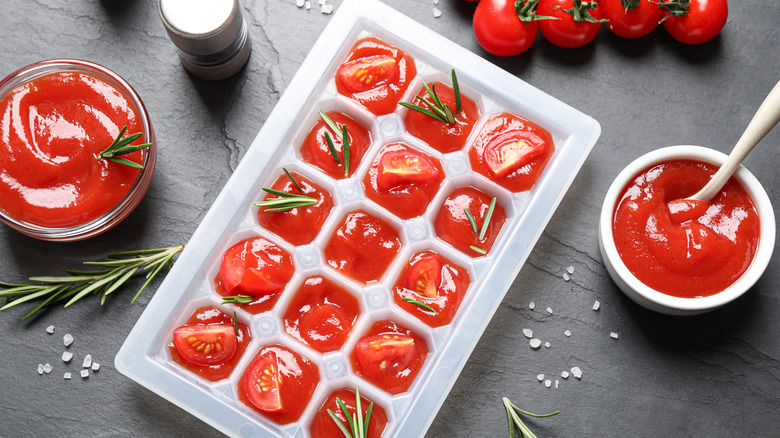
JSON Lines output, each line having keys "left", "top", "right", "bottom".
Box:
{"left": 600, "top": 0, "right": 664, "bottom": 38}
{"left": 662, "top": 0, "right": 727, "bottom": 45}
{"left": 538, "top": 0, "right": 604, "bottom": 48}
{"left": 473, "top": 0, "right": 539, "bottom": 57}
{"left": 219, "top": 237, "right": 294, "bottom": 297}
{"left": 243, "top": 351, "right": 283, "bottom": 412}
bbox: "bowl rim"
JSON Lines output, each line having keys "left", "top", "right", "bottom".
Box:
{"left": 599, "top": 145, "right": 776, "bottom": 312}
{"left": 0, "top": 58, "right": 156, "bottom": 242}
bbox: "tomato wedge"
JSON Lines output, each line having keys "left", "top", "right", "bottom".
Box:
{"left": 243, "top": 351, "right": 283, "bottom": 413}
{"left": 483, "top": 130, "right": 548, "bottom": 178}
{"left": 404, "top": 254, "right": 442, "bottom": 298}
{"left": 376, "top": 149, "right": 439, "bottom": 191}
{"left": 172, "top": 324, "right": 238, "bottom": 366}
{"left": 338, "top": 55, "right": 399, "bottom": 94}
{"left": 220, "top": 238, "right": 285, "bottom": 296}
{"left": 355, "top": 334, "right": 417, "bottom": 378}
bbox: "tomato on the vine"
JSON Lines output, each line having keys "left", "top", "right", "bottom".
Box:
{"left": 537, "top": 0, "right": 607, "bottom": 48}
{"left": 601, "top": 0, "right": 664, "bottom": 39}
{"left": 658, "top": 0, "right": 727, "bottom": 45}
{"left": 473, "top": 0, "right": 556, "bottom": 57}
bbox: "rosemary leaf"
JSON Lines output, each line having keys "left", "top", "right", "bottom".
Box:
{"left": 283, "top": 167, "right": 304, "bottom": 193}
{"left": 425, "top": 82, "right": 444, "bottom": 111}
{"left": 479, "top": 197, "right": 497, "bottom": 241}
{"left": 356, "top": 388, "right": 364, "bottom": 438}
{"left": 342, "top": 125, "right": 350, "bottom": 176}
{"left": 402, "top": 297, "right": 438, "bottom": 314}
{"left": 363, "top": 402, "right": 374, "bottom": 436}
{"left": 337, "top": 398, "right": 356, "bottom": 435}
{"left": 502, "top": 397, "right": 559, "bottom": 438}
{"left": 97, "top": 125, "right": 151, "bottom": 169}
{"left": 103, "top": 267, "right": 138, "bottom": 298}
{"left": 443, "top": 103, "right": 456, "bottom": 124}
{"left": 319, "top": 110, "right": 345, "bottom": 142}
{"left": 416, "top": 94, "right": 449, "bottom": 120}
{"left": 324, "top": 131, "right": 342, "bottom": 165}
{"left": 233, "top": 310, "right": 239, "bottom": 336}
{"left": 262, "top": 187, "right": 312, "bottom": 199}
{"left": 107, "top": 157, "right": 143, "bottom": 169}
{"left": 452, "top": 69, "right": 462, "bottom": 113}
{"left": 470, "top": 245, "right": 487, "bottom": 255}
{"left": 107, "top": 248, "right": 171, "bottom": 257}
{"left": 222, "top": 295, "right": 253, "bottom": 304}
{"left": 464, "top": 209, "right": 479, "bottom": 234}
{"left": 327, "top": 409, "right": 353, "bottom": 438}
{"left": 398, "top": 102, "right": 447, "bottom": 123}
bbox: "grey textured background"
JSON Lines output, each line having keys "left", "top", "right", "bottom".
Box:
{"left": 1, "top": 0, "right": 779, "bottom": 437}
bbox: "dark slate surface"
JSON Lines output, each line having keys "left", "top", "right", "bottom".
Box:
{"left": 1, "top": 0, "right": 779, "bottom": 437}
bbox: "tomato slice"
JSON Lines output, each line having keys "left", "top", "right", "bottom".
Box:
{"left": 243, "top": 351, "right": 283, "bottom": 412}
{"left": 404, "top": 254, "right": 442, "bottom": 298}
{"left": 173, "top": 324, "right": 238, "bottom": 366}
{"left": 376, "top": 149, "right": 439, "bottom": 191}
{"left": 220, "top": 241, "right": 283, "bottom": 296}
{"left": 355, "top": 334, "right": 417, "bottom": 378}
{"left": 483, "top": 130, "right": 547, "bottom": 178}
{"left": 338, "top": 55, "right": 399, "bottom": 94}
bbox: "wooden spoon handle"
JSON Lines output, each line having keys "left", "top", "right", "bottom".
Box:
{"left": 692, "top": 79, "right": 780, "bottom": 202}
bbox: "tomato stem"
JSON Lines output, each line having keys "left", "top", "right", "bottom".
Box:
{"left": 620, "top": 0, "right": 640, "bottom": 11}
{"left": 553, "top": 0, "right": 610, "bottom": 24}
{"left": 514, "top": 0, "right": 560, "bottom": 23}
{"left": 651, "top": 0, "right": 690, "bottom": 22}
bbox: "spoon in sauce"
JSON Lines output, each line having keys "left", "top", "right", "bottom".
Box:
{"left": 669, "top": 79, "right": 780, "bottom": 223}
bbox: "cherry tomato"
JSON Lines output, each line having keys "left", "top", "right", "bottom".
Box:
{"left": 600, "top": 0, "right": 664, "bottom": 38}
{"left": 243, "top": 351, "right": 283, "bottom": 412}
{"left": 172, "top": 324, "right": 238, "bottom": 366}
{"left": 376, "top": 148, "right": 439, "bottom": 191}
{"left": 338, "top": 55, "right": 399, "bottom": 94}
{"left": 403, "top": 254, "right": 442, "bottom": 298}
{"left": 219, "top": 237, "right": 293, "bottom": 296}
{"left": 538, "top": 0, "right": 605, "bottom": 48}
{"left": 473, "top": 0, "right": 541, "bottom": 57}
{"left": 355, "top": 334, "right": 417, "bottom": 379}
{"left": 483, "top": 130, "right": 548, "bottom": 178}
{"left": 661, "top": 0, "right": 727, "bottom": 45}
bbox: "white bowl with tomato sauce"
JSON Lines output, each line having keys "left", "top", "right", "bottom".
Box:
{"left": 599, "top": 145, "right": 775, "bottom": 315}
{"left": 0, "top": 59, "right": 155, "bottom": 242}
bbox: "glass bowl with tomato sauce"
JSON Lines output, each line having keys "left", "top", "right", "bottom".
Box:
{"left": 599, "top": 145, "right": 775, "bottom": 315}
{"left": 0, "top": 59, "right": 155, "bottom": 241}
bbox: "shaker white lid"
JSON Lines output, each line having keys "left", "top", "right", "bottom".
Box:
{"left": 160, "top": 0, "right": 234, "bottom": 35}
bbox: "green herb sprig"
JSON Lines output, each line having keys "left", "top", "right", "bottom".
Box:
{"left": 328, "top": 388, "right": 374, "bottom": 438}
{"left": 97, "top": 125, "right": 152, "bottom": 169}
{"left": 399, "top": 69, "right": 461, "bottom": 124}
{"left": 401, "top": 297, "right": 438, "bottom": 314}
{"left": 319, "top": 111, "right": 351, "bottom": 176}
{"left": 255, "top": 188, "right": 317, "bottom": 213}
{"left": 232, "top": 310, "right": 239, "bottom": 336}
{"left": 465, "top": 197, "right": 497, "bottom": 255}
{"left": 0, "top": 246, "right": 184, "bottom": 319}
{"left": 503, "top": 397, "right": 559, "bottom": 438}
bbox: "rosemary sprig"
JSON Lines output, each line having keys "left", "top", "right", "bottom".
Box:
{"left": 233, "top": 310, "right": 239, "bottom": 336}
{"left": 0, "top": 246, "right": 184, "bottom": 319}
{"left": 328, "top": 388, "right": 374, "bottom": 438}
{"left": 283, "top": 167, "right": 304, "bottom": 193}
{"left": 402, "top": 297, "right": 438, "bottom": 314}
{"left": 399, "top": 69, "right": 462, "bottom": 124}
{"left": 221, "top": 295, "right": 253, "bottom": 304}
{"left": 97, "top": 125, "right": 152, "bottom": 169}
{"left": 255, "top": 187, "right": 318, "bottom": 213}
{"left": 503, "top": 397, "right": 559, "bottom": 438}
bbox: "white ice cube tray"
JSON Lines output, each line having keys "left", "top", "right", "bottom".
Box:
{"left": 116, "top": 0, "right": 601, "bottom": 436}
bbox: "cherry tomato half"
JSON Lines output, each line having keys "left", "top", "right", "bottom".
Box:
{"left": 483, "top": 130, "right": 548, "bottom": 178}
{"left": 473, "top": 0, "right": 540, "bottom": 57}
{"left": 243, "top": 351, "right": 283, "bottom": 412}
{"left": 376, "top": 148, "right": 440, "bottom": 191}
{"left": 403, "top": 254, "right": 442, "bottom": 298}
{"left": 219, "top": 237, "right": 293, "bottom": 296}
{"left": 172, "top": 324, "right": 238, "bottom": 366}
{"left": 600, "top": 0, "right": 664, "bottom": 39}
{"left": 662, "top": 0, "right": 727, "bottom": 45}
{"left": 538, "top": 0, "right": 604, "bottom": 48}
{"left": 355, "top": 334, "right": 417, "bottom": 380}
{"left": 338, "top": 55, "right": 400, "bottom": 94}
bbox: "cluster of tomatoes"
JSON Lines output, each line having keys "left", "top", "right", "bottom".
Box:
{"left": 469, "top": 0, "right": 728, "bottom": 57}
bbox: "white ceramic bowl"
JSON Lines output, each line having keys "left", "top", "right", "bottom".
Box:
{"left": 599, "top": 145, "right": 775, "bottom": 315}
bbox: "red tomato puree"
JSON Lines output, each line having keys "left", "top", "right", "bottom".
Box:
{"left": 0, "top": 71, "right": 146, "bottom": 227}
{"left": 404, "top": 81, "right": 480, "bottom": 153}
{"left": 310, "top": 388, "right": 388, "bottom": 438}
{"left": 300, "top": 111, "right": 372, "bottom": 180}
{"left": 613, "top": 160, "right": 760, "bottom": 298}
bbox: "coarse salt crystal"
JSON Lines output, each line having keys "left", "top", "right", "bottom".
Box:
{"left": 91, "top": 363, "right": 100, "bottom": 371}
{"left": 318, "top": 0, "right": 326, "bottom": 5}
{"left": 571, "top": 366, "right": 582, "bottom": 379}
{"left": 566, "top": 266, "right": 574, "bottom": 275}
{"left": 593, "top": 301, "right": 600, "bottom": 311}
{"left": 529, "top": 301, "right": 535, "bottom": 310}
{"left": 321, "top": 4, "right": 333, "bottom": 14}
{"left": 563, "top": 273, "right": 570, "bottom": 282}
{"left": 610, "top": 332, "right": 619, "bottom": 339}
{"left": 564, "top": 330, "right": 571, "bottom": 337}
{"left": 544, "top": 379, "right": 551, "bottom": 388}
{"left": 530, "top": 338, "right": 542, "bottom": 349}
{"left": 434, "top": 0, "right": 439, "bottom": 4}
{"left": 523, "top": 328, "right": 533, "bottom": 338}
{"left": 46, "top": 325, "right": 55, "bottom": 334}
{"left": 544, "top": 342, "right": 551, "bottom": 348}
{"left": 296, "top": 0, "right": 305, "bottom": 7}
{"left": 62, "top": 351, "right": 73, "bottom": 363}
{"left": 37, "top": 364, "right": 44, "bottom": 375}
{"left": 305, "top": 1, "right": 311, "bottom": 10}
{"left": 43, "top": 363, "right": 52, "bottom": 374}
{"left": 82, "top": 354, "right": 93, "bottom": 368}
{"left": 537, "top": 373, "right": 545, "bottom": 382}
{"left": 63, "top": 334, "right": 73, "bottom": 347}
{"left": 80, "top": 369, "right": 89, "bottom": 379}
{"left": 561, "top": 371, "right": 570, "bottom": 379}
{"left": 433, "top": 7, "right": 442, "bottom": 18}
{"left": 555, "top": 379, "right": 559, "bottom": 388}
{"left": 546, "top": 307, "right": 553, "bottom": 314}
{"left": 64, "top": 372, "right": 72, "bottom": 380}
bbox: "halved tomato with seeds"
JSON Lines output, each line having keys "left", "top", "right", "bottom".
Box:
{"left": 243, "top": 351, "right": 283, "bottom": 412}
{"left": 355, "top": 334, "right": 417, "bottom": 379}
{"left": 483, "top": 130, "right": 548, "bottom": 179}
{"left": 338, "top": 55, "right": 399, "bottom": 94}
{"left": 376, "top": 149, "right": 439, "bottom": 191}
{"left": 403, "top": 254, "right": 442, "bottom": 298}
{"left": 172, "top": 324, "right": 238, "bottom": 366}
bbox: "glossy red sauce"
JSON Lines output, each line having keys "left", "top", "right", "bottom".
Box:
{"left": 300, "top": 111, "right": 372, "bottom": 179}
{"left": 350, "top": 320, "right": 428, "bottom": 395}
{"left": 310, "top": 388, "right": 389, "bottom": 438}
{"left": 393, "top": 250, "right": 471, "bottom": 327}
{"left": 613, "top": 160, "right": 760, "bottom": 298}
{"left": 257, "top": 171, "right": 333, "bottom": 246}
{"left": 168, "top": 306, "right": 250, "bottom": 381}
{"left": 335, "top": 37, "right": 417, "bottom": 116}
{"left": 324, "top": 210, "right": 402, "bottom": 284}
{"left": 403, "top": 81, "right": 480, "bottom": 153}
{"left": 214, "top": 236, "right": 294, "bottom": 314}
{"left": 237, "top": 343, "right": 320, "bottom": 425}
{"left": 469, "top": 112, "right": 555, "bottom": 192}
{"left": 434, "top": 186, "right": 507, "bottom": 257}
{"left": 0, "top": 71, "right": 146, "bottom": 227}
{"left": 283, "top": 275, "right": 361, "bottom": 353}
{"left": 362, "top": 142, "right": 444, "bottom": 219}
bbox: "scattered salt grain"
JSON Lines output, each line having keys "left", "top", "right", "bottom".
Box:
{"left": 46, "top": 325, "right": 55, "bottom": 334}
{"left": 434, "top": 0, "right": 439, "bottom": 4}
{"left": 82, "top": 354, "right": 93, "bottom": 368}
{"left": 537, "top": 373, "right": 545, "bottom": 382}
{"left": 528, "top": 301, "right": 535, "bottom": 310}
{"left": 564, "top": 330, "right": 571, "bottom": 337}
{"left": 296, "top": 0, "right": 305, "bottom": 7}
{"left": 80, "top": 369, "right": 89, "bottom": 379}
{"left": 544, "top": 379, "right": 551, "bottom": 388}
{"left": 305, "top": 1, "right": 311, "bottom": 10}
{"left": 43, "top": 363, "right": 52, "bottom": 374}
{"left": 321, "top": 4, "right": 333, "bottom": 14}
{"left": 37, "top": 364, "right": 44, "bottom": 375}
{"left": 546, "top": 307, "right": 553, "bottom": 314}
{"left": 563, "top": 273, "right": 570, "bottom": 282}
{"left": 433, "top": 7, "right": 442, "bottom": 18}
{"left": 561, "top": 371, "right": 570, "bottom": 379}
{"left": 318, "top": 0, "right": 326, "bottom": 5}
{"left": 529, "top": 338, "right": 542, "bottom": 349}
{"left": 64, "top": 372, "right": 72, "bottom": 380}
{"left": 610, "top": 332, "right": 619, "bottom": 340}
{"left": 523, "top": 328, "right": 533, "bottom": 338}
{"left": 91, "top": 363, "right": 100, "bottom": 371}
{"left": 571, "top": 366, "right": 582, "bottom": 379}
{"left": 592, "top": 300, "right": 600, "bottom": 311}
{"left": 63, "top": 333, "right": 73, "bottom": 347}
{"left": 555, "top": 380, "right": 559, "bottom": 389}
{"left": 566, "top": 266, "right": 574, "bottom": 275}
{"left": 544, "top": 342, "right": 551, "bottom": 348}
{"left": 62, "top": 351, "right": 73, "bottom": 363}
